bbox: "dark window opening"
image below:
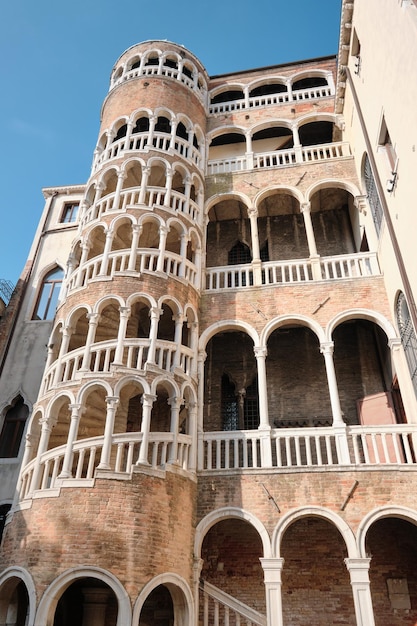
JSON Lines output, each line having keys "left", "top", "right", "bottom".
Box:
{"left": 253, "top": 126, "right": 294, "bottom": 149}
{"left": 244, "top": 379, "right": 259, "bottom": 430}
{"left": 183, "top": 65, "right": 193, "bottom": 79}
{"left": 132, "top": 117, "right": 150, "bottom": 134}
{"left": 155, "top": 116, "right": 171, "bottom": 134}
{"left": 211, "top": 133, "right": 246, "bottom": 148}
{"left": 228, "top": 241, "right": 252, "bottom": 265}
{"left": 130, "top": 60, "right": 140, "bottom": 70}
{"left": 298, "top": 121, "right": 333, "bottom": 146}
{"left": 222, "top": 374, "right": 239, "bottom": 431}
{"left": 260, "top": 241, "right": 269, "bottom": 262}
{"left": 292, "top": 76, "right": 328, "bottom": 90}
{"left": 113, "top": 124, "right": 127, "bottom": 142}
{"left": 0, "top": 504, "right": 11, "bottom": 542}
{"left": 0, "top": 397, "right": 28, "bottom": 458}
{"left": 145, "top": 56, "right": 159, "bottom": 66}
{"left": 176, "top": 122, "right": 188, "bottom": 140}
{"left": 249, "top": 83, "right": 287, "bottom": 97}
{"left": 211, "top": 90, "right": 244, "bottom": 104}
{"left": 164, "top": 58, "right": 178, "bottom": 69}
{"left": 60, "top": 202, "right": 79, "bottom": 223}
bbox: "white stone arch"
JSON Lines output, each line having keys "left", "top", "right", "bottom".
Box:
{"left": 250, "top": 117, "right": 294, "bottom": 136}
{"left": 65, "top": 302, "right": 92, "bottom": 328}
{"left": 129, "top": 106, "right": 154, "bottom": 125}
{"left": 0, "top": 567, "right": 37, "bottom": 626}
{"left": 109, "top": 212, "right": 136, "bottom": 234}
{"left": 254, "top": 184, "right": 304, "bottom": 211}
{"left": 194, "top": 507, "right": 272, "bottom": 559}
{"left": 326, "top": 308, "right": 397, "bottom": 343}
{"left": 209, "top": 83, "right": 245, "bottom": 101}
{"left": 142, "top": 47, "right": 164, "bottom": 64}
{"left": 204, "top": 190, "right": 252, "bottom": 218}
{"left": 183, "top": 302, "right": 199, "bottom": 324}
{"left": 261, "top": 313, "right": 325, "bottom": 347}
{"left": 305, "top": 178, "right": 362, "bottom": 204}
{"left": 296, "top": 111, "right": 341, "bottom": 128}
{"left": 45, "top": 390, "right": 76, "bottom": 417}
{"left": 157, "top": 294, "right": 183, "bottom": 315}
{"left": 150, "top": 375, "right": 181, "bottom": 398}
{"left": 166, "top": 215, "right": 187, "bottom": 238}
{"left": 171, "top": 159, "right": 192, "bottom": 180}
{"left": 247, "top": 75, "right": 288, "bottom": 93}
{"left": 121, "top": 155, "right": 148, "bottom": 174}
{"left": 272, "top": 506, "right": 358, "bottom": 559}
{"left": 93, "top": 293, "right": 125, "bottom": 315}
{"left": 199, "top": 320, "right": 260, "bottom": 352}
{"left": 35, "top": 566, "right": 131, "bottom": 626}
{"left": 207, "top": 124, "right": 246, "bottom": 144}
{"left": 137, "top": 211, "right": 164, "bottom": 230}
{"left": 95, "top": 163, "right": 122, "bottom": 189}
{"left": 132, "top": 572, "right": 194, "bottom": 626}
{"left": 357, "top": 505, "right": 417, "bottom": 558}
{"left": 76, "top": 379, "right": 113, "bottom": 405}
{"left": 126, "top": 291, "right": 157, "bottom": 310}
{"left": 114, "top": 375, "right": 150, "bottom": 399}
{"left": 154, "top": 106, "right": 176, "bottom": 124}
{"left": 290, "top": 68, "right": 331, "bottom": 85}
{"left": 83, "top": 220, "right": 108, "bottom": 247}
{"left": 109, "top": 115, "right": 129, "bottom": 136}
{"left": 180, "top": 381, "right": 198, "bottom": 405}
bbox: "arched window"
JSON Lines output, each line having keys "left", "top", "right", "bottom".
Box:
{"left": 32, "top": 266, "right": 64, "bottom": 320}
{"left": 228, "top": 241, "right": 251, "bottom": 265}
{"left": 364, "top": 154, "right": 383, "bottom": 235}
{"left": 0, "top": 396, "right": 29, "bottom": 458}
{"left": 396, "top": 293, "right": 417, "bottom": 397}
{"left": 221, "top": 374, "right": 238, "bottom": 430}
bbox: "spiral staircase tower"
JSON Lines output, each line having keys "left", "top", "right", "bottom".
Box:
{"left": 9, "top": 41, "right": 209, "bottom": 625}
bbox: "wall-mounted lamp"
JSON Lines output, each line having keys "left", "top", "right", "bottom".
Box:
{"left": 386, "top": 170, "right": 398, "bottom": 193}
{"left": 354, "top": 55, "right": 361, "bottom": 75}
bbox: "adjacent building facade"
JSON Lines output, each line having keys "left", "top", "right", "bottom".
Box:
{"left": 1, "top": 0, "right": 417, "bottom": 624}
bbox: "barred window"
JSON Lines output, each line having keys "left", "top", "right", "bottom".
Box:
{"left": 364, "top": 154, "right": 383, "bottom": 235}
{"left": 396, "top": 293, "right": 417, "bottom": 398}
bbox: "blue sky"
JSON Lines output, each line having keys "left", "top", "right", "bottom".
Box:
{"left": 0, "top": 0, "right": 342, "bottom": 287}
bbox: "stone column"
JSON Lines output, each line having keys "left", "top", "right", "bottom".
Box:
{"left": 29, "top": 416, "right": 55, "bottom": 493}
{"left": 164, "top": 169, "right": 173, "bottom": 208}
{"left": 53, "top": 324, "right": 73, "bottom": 385}
{"left": 292, "top": 124, "right": 303, "bottom": 163}
{"left": 99, "top": 229, "right": 114, "bottom": 276}
{"left": 113, "top": 307, "right": 130, "bottom": 365}
{"left": 112, "top": 171, "right": 126, "bottom": 210}
{"left": 245, "top": 130, "right": 254, "bottom": 169}
{"left": 138, "top": 166, "right": 151, "bottom": 205}
{"left": 59, "top": 404, "right": 83, "bottom": 478}
{"left": 179, "top": 233, "right": 188, "bottom": 278}
{"left": 301, "top": 202, "right": 321, "bottom": 280}
{"left": 156, "top": 225, "right": 169, "bottom": 273}
{"left": 168, "top": 396, "right": 183, "bottom": 464}
{"left": 344, "top": 558, "right": 375, "bottom": 626}
{"left": 260, "top": 558, "right": 285, "bottom": 626}
{"left": 80, "top": 313, "right": 100, "bottom": 371}
{"left": 169, "top": 120, "right": 178, "bottom": 151}
{"left": 254, "top": 346, "right": 272, "bottom": 467}
{"left": 187, "top": 400, "right": 198, "bottom": 471}
{"left": 248, "top": 207, "right": 262, "bottom": 286}
{"left": 128, "top": 224, "right": 142, "bottom": 271}
{"left": 136, "top": 394, "right": 157, "bottom": 465}
{"left": 146, "top": 307, "right": 162, "bottom": 365}
{"left": 173, "top": 314, "right": 184, "bottom": 369}
{"left": 98, "top": 397, "right": 119, "bottom": 469}
{"left": 320, "top": 342, "right": 350, "bottom": 463}
{"left": 197, "top": 351, "right": 207, "bottom": 470}
{"left": 75, "top": 242, "right": 91, "bottom": 288}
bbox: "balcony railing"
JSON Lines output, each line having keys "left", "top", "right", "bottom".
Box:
{"left": 66, "top": 247, "right": 198, "bottom": 294}
{"left": 207, "top": 141, "right": 351, "bottom": 175}
{"left": 209, "top": 85, "right": 333, "bottom": 115}
{"left": 18, "top": 424, "right": 417, "bottom": 501}
{"left": 41, "top": 338, "right": 195, "bottom": 395}
{"left": 19, "top": 432, "right": 193, "bottom": 501}
{"left": 205, "top": 252, "right": 380, "bottom": 291}
{"left": 82, "top": 186, "right": 200, "bottom": 225}
{"left": 199, "top": 424, "right": 417, "bottom": 471}
{"left": 93, "top": 131, "right": 202, "bottom": 172}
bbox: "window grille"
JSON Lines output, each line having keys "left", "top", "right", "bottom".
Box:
{"left": 397, "top": 293, "right": 417, "bottom": 397}
{"left": 364, "top": 154, "right": 383, "bottom": 235}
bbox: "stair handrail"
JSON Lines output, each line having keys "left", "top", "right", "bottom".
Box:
{"left": 200, "top": 579, "right": 266, "bottom": 625}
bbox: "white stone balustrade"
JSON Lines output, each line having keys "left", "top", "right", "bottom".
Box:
{"left": 205, "top": 252, "right": 380, "bottom": 291}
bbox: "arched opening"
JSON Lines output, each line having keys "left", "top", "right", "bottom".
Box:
{"left": 281, "top": 517, "right": 354, "bottom": 625}
{"left": 204, "top": 331, "right": 257, "bottom": 432}
{"left": 252, "top": 125, "right": 294, "bottom": 154}
{"left": 249, "top": 81, "right": 288, "bottom": 98}
{"left": 32, "top": 266, "right": 64, "bottom": 321}
{"left": 200, "top": 518, "right": 265, "bottom": 622}
{"left": 206, "top": 199, "right": 249, "bottom": 268}
{"left": 292, "top": 75, "right": 328, "bottom": 91}
{"left": 122, "top": 161, "right": 143, "bottom": 191}
{"left": 210, "top": 89, "right": 244, "bottom": 105}
{"left": 53, "top": 577, "right": 118, "bottom": 626}
{"left": 157, "top": 303, "right": 176, "bottom": 342}
{"left": 366, "top": 517, "right": 417, "bottom": 624}
{"left": 0, "top": 578, "right": 29, "bottom": 626}
{"left": 208, "top": 132, "right": 246, "bottom": 163}
{"left": 257, "top": 192, "right": 307, "bottom": 262}
{"left": 0, "top": 396, "right": 29, "bottom": 458}
{"left": 266, "top": 325, "right": 331, "bottom": 428}
{"left": 138, "top": 585, "right": 174, "bottom": 626}
{"left": 86, "top": 226, "right": 106, "bottom": 261}
{"left": 333, "top": 319, "right": 402, "bottom": 426}
{"left": 298, "top": 120, "right": 338, "bottom": 146}
{"left": 47, "top": 396, "right": 71, "bottom": 451}
{"left": 67, "top": 308, "right": 89, "bottom": 353}
{"left": 309, "top": 187, "right": 359, "bottom": 257}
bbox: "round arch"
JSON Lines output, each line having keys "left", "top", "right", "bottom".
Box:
{"left": 199, "top": 320, "right": 260, "bottom": 352}
{"left": 35, "top": 566, "right": 131, "bottom": 626}
{"left": 76, "top": 380, "right": 113, "bottom": 405}
{"left": 132, "top": 573, "right": 194, "bottom": 626}
{"left": 326, "top": 308, "right": 397, "bottom": 343}
{"left": 0, "top": 567, "right": 36, "bottom": 626}
{"left": 126, "top": 291, "right": 157, "bottom": 310}
{"left": 254, "top": 185, "right": 304, "bottom": 209}
{"left": 207, "top": 125, "right": 247, "bottom": 144}
{"left": 261, "top": 313, "right": 325, "bottom": 347}
{"left": 204, "top": 191, "right": 252, "bottom": 217}
{"left": 305, "top": 178, "right": 362, "bottom": 203}
{"left": 194, "top": 507, "right": 271, "bottom": 559}
{"left": 114, "top": 375, "right": 150, "bottom": 399}
{"left": 357, "top": 505, "right": 417, "bottom": 557}
{"left": 272, "top": 506, "right": 358, "bottom": 558}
